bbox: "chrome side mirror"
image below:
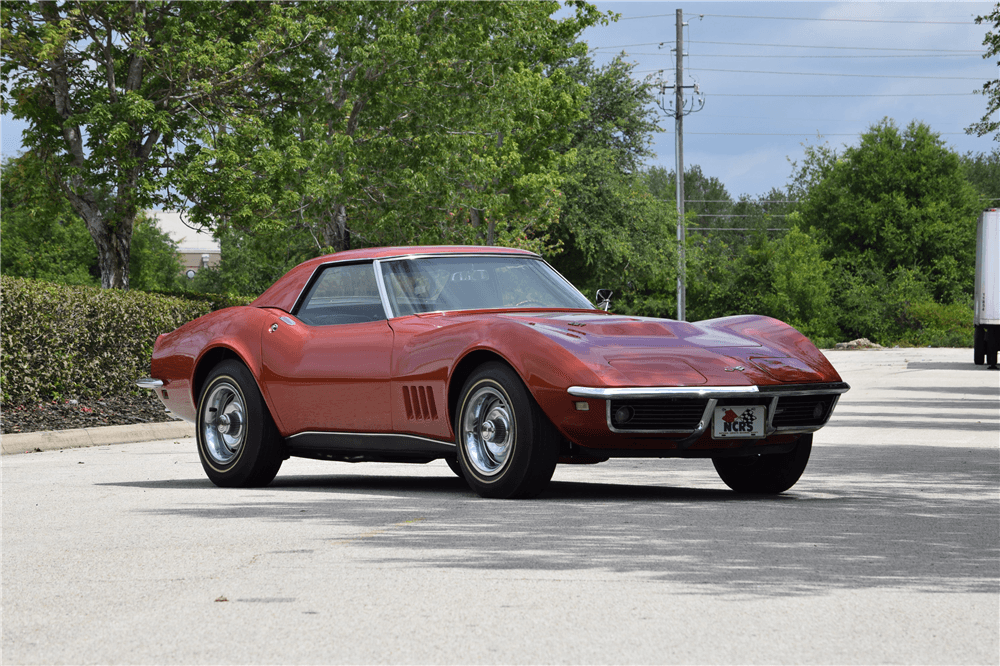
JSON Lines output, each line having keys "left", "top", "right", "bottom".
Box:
{"left": 595, "top": 289, "right": 613, "bottom": 311}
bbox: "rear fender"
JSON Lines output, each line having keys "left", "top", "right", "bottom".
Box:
{"left": 151, "top": 307, "right": 279, "bottom": 426}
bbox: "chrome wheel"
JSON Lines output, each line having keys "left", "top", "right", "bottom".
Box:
{"left": 201, "top": 380, "right": 247, "bottom": 465}
{"left": 461, "top": 385, "right": 515, "bottom": 477}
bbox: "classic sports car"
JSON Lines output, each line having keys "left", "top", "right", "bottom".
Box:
{"left": 138, "top": 245, "right": 848, "bottom": 498}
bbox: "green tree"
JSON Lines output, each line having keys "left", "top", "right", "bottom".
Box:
{"left": 176, "top": 1, "right": 605, "bottom": 256}
{"left": 797, "top": 119, "right": 982, "bottom": 303}
{"left": 755, "top": 225, "right": 838, "bottom": 343}
{"left": 642, "top": 163, "right": 735, "bottom": 225}
{"left": 0, "top": 153, "right": 97, "bottom": 285}
{"left": 191, "top": 223, "right": 318, "bottom": 297}
{"left": 1, "top": 1, "right": 323, "bottom": 288}
{"left": 128, "top": 213, "right": 186, "bottom": 292}
{"left": 961, "top": 148, "right": 1000, "bottom": 207}
{"left": 1, "top": 153, "right": 184, "bottom": 290}
{"left": 967, "top": 4, "right": 1000, "bottom": 141}
{"left": 545, "top": 55, "right": 673, "bottom": 314}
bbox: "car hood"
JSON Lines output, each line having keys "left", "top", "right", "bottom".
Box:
{"left": 495, "top": 311, "right": 838, "bottom": 387}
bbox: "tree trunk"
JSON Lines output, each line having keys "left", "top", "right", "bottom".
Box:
{"left": 63, "top": 186, "right": 134, "bottom": 289}
{"left": 321, "top": 204, "right": 350, "bottom": 252}
{"left": 470, "top": 208, "right": 484, "bottom": 244}
{"left": 91, "top": 218, "right": 133, "bottom": 289}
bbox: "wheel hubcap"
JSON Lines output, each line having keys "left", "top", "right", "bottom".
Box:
{"left": 462, "top": 386, "right": 514, "bottom": 477}
{"left": 201, "top": 381, "right": 246, "bottom": 465}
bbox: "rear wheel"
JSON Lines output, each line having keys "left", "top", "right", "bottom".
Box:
{"left": 455, "top": 362, "right": 558, "bottom": 499}
{"left": 986, "top": 326, "right": 1000, "bottom": 369}
{"left": 974, "top": 326, "right": 986, "bottom": 365}
{"left": 197, "top": 360, "right": 284, "bottom": 487}
{"left": 713, "top": 435, "right": 812, "bottom": 494}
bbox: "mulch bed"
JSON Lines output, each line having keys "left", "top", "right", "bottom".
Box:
{"left": 1, "top": 394, "right": 178, "bottom": 435}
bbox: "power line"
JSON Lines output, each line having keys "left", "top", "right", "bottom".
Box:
{"left": 615, "top": 13, "right": 976, "bottom": 24}
{"left": 701, "top": 112, "right": 942, "bottom": 122}
{"left": 705, "top": 93, "right": 977, "bottom": 98}
{"left": 692, "top": 41, "right": 978, "bottom": 53}
{"left": 622, "top": 52, "right": 977, "bottom": 59}
{"left": 687, "top": 68, "right": 984, "bottom": 80}
{"left": 698, "top": 14, "right": 977, "bottom": 25}
{"left": 593, "top": 41, "right": 980, "bottom": 53}
{"left": 671, "top": 132, "right": 972, "bottom": 136}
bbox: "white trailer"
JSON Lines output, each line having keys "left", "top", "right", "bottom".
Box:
{"left": 974, "top": 208, "right": 1000, "bottom": 368}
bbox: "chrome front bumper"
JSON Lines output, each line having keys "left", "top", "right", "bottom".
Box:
{"left": 568, "top": 382, "right": 850, "bottom": 447}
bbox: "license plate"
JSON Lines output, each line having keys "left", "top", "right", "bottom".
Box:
{"left": 712, "top": 405, "right": 766, "bottom": 439}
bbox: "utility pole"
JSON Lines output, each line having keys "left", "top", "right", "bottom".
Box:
{"left": 674, "top": 8, "right": 686, "bottom": 321}
{"left": 654, "top": 9, "right": 704, "bottom": 321}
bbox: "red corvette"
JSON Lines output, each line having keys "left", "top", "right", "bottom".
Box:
{"left": 138, "top": 246, "right": 848, "bottom": 498}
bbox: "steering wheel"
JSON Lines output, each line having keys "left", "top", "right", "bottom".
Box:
{"left": 514, "top": 300, "right": 548, "bottom": 308}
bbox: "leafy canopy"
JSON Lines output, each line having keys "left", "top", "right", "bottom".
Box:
{"left": 0, "top": 153, "right": 185, "bottom": 290}
{"left": 176, "top": 1, "right": 607, "bottom": 255}
{"left": 967, "top": 5, "right": 1000, "bottom": 141}
{"left": 547, "top": 55, "right": 673, "bottom": 316}
{"left": 1, "top": 1, "right": 334, "bottom": 288}
{"left": 797, "top": 119, "right": 982, "bottom": 303}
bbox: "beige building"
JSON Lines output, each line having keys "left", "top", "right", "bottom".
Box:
{"left": 147, "top": 210, "right": 221, "bottom": 278}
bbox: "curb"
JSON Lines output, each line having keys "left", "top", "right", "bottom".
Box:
{"left": 1, "top": 420, "right": 195, "bottom": 455}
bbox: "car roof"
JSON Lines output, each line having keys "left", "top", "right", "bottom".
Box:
{"left": 251, "top": 245, "right": 538, "bottom": 312}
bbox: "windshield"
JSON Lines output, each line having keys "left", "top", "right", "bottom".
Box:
{"left": 379, "top": 255, "right": 594, "bottom": 317}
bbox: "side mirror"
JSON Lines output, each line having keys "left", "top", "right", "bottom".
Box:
{"left": 595, "top": 289, "right": 613, "bottom": 312}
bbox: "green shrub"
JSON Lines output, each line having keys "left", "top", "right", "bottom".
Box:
{"left": 1, "top": 277, "right": 215, "bottom": 404}
{"left": 147, "top": 288, "right": 254, "bottom": 311}
{"left": 896, "top": 300, "right": 974, "bottom": 348}
{"left": 829, "top": 258, "right": 973, "bottom": 347}
{"left": 832, "top": 261, "right": 929, "bottom": 346}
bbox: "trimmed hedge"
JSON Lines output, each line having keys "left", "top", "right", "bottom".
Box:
{"left": 1, "top": 277, "right": 245, "bottom": 404}
{"left": 146, "top": 288, "right": 254, "bottom": 311}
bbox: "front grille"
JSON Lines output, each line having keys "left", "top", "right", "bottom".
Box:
{"left": 609, "top": 398, "right": 707, "bottom": 431}
{"left": 772, "top": 395, "right": 835, "bottom": 428}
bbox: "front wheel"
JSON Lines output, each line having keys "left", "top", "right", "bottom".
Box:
{"left": 444, "top": 456, "right": 465, "bottom": 479}
{"left": 713, "top": 435, "right": 812, "bottom": 494}
{"left": 455, "top": 362, "right": 558, "bottom": 499}
{"left": 196, "top": 360, "right": 284, "bottom": 487}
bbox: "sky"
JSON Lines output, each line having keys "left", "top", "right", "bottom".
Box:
{"left": 2, "top": 1, "right": 996, "bottom": 200}
{"left": 579, "top": 1, "right": 997, "bottom": 197}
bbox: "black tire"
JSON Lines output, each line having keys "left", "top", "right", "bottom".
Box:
{"left": 974, "top": 326, "right": 986, "bottom": 365}
{"left": 196, "top": 360, "right": 284, "bottom": 488}
{"left": 986, "top": 326, "right": 999, "bottom": 369}
{"left": 455, "top": 362, "right": 558, "bottom": 499}
{"left": 444, "top": 456, "right": 465, "bottom": 479}
{"left": 713, "top": 435, "right": 812, "bottom": 494}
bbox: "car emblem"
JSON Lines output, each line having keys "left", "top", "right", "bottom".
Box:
{"left": 724, "top": 366, "right": 745, "bottom": 372}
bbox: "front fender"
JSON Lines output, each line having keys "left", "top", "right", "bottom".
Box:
{"left": 696, "top": 315, "right": 841, "bottom": 383}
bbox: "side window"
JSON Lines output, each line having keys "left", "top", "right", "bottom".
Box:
{"left": 295, "top": 263, "right": 385, "bottom": 326}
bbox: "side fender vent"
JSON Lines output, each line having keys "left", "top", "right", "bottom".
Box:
{"left": 403, "top": 386, "right": 439, "bottom": 421}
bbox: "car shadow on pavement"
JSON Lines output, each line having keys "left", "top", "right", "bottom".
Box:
{"left": 118, "top": 443, "right": 999, "bottom": 599}
{"left": 887, "top": 385, "right": 1000, "bottom": 396}
{"left": 906, "top": 361, "right": 999, "bottom": 371}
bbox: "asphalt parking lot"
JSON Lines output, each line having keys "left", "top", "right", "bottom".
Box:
{"left": 2, "top": 348, "right": 998, "bottom": 665}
